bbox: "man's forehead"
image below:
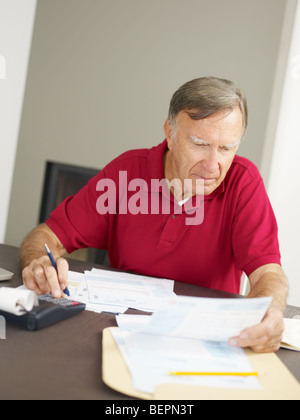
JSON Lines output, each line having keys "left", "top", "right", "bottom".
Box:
{"left": 177, "top": 107, "right": 242, "bottom": 124}
{"left": 175, "top": 108, "right": 244, "bottom": 136}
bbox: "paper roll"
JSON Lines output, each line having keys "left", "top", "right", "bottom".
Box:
{"left": 0, "top": 287, "right": 38, "bottom": 316}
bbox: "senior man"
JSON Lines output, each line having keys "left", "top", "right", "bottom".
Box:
{"left": 20, "top": 77, "right": 288, "bottom": 353}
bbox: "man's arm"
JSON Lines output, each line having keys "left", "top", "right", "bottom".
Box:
{"left": 229, "top": 264, "right": 288, "bottom": 353}
{"left": 247, "top": 263, "right": 288, "bottom": 311}
{"left": 20, "top": 223, "right": 69, "bottom": 298}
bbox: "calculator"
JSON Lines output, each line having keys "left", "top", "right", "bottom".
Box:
{"left": 0, "top": 294, "right": 86, "bottom": 331}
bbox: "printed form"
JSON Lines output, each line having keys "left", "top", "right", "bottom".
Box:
{"left": 85, "top": 268, "right": 176, "bottom": 312}
{"left": 67, "top": 269, "right": 176, "bottom": 313}
{"left": 112, "top": 296, "right": 272, "bottom": 394}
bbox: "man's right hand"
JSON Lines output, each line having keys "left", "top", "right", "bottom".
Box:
{"left": 20, "top": 224, "right": 69, "bottom": 298}
{"left": 22, "top": 255, "right": 69, "bottom": 298}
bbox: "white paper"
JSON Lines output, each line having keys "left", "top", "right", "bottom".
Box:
{"left": 143, "top": 295, "right": 272, "bottom": 342}
{"left": 116, "top": 314, "right": 151, "bottom": 331}
{"left": 281, "top": 318, "right": 300, "bottom": 351}
{"left": 90, "top": 268, "right": 174, "bottom": 293}
{"left": 111, "top": 330, "right": 261, "bottom": 394}
{"left": 68, "top": 271, "right": 127, "bottom": 314}
{"left": 111, "top": 296, "right": 272, "bottom": 393}
{"left": 86, "top": 268, "right": 176, "bottom": 312}
{"left": 0, "top": 287, "right": 38, "bottom": 315}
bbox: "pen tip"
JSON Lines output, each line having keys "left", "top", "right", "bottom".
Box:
{"left": 45, "top": 244, "right": 50, "bottom": 253}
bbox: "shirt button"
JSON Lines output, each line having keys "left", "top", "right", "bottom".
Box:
{"left": 171, "top": 215, "right": 176, "bottom": 219}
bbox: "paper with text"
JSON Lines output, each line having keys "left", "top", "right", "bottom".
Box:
{"left": 68, "top": 271, "right": 127, "bottom": 314}
{"left": 86, "top": 268, "right": 176, "bottom": 312}
{"left": 143, "top": 296, "right": 272, "bottom": 341}
{"left": 111, "top": 296, "right": 272, "bottom": 393}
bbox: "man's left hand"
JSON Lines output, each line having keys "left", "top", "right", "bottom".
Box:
{"left": 228, "top": 308, "right": 284, "bottom": 353}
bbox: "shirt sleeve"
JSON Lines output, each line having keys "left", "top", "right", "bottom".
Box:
{"left": 46, "top": 170, "right": 109, "bottom": 254}
{"left": 232, "top": 174, "right": 281, "bottom": 277}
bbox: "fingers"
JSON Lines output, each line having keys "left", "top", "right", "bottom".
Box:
{"left": 228, "top": 309, "right": 284, "bottom": 353}
{"left": 229, "top": 329, "right": 282, "bottom": 353}
{"left": 56, "top": 257, "right": 69, "bottom": 291}
{"left": 22, "top": 255, "right": 69, "bottom": 298}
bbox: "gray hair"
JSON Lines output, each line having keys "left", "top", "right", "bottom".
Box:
{"left": 168, "top": 77, "right": 248, "bottom": 135}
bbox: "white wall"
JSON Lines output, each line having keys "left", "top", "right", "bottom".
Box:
{"left": 0, "top": 0, "right": 37, "bottom": 242}
{"left": 5, "top": 0, "right": 287, "bottom": 247}
{"left": 265, "top": 0, "right": 300, "bottom": 306}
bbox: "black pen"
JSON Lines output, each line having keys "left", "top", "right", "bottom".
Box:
{"left": 45, "top": 244, "right": 70, "bottom": 297}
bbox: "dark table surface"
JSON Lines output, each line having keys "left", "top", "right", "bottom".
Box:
{"left": 0, "top": 244, "right": 299, "bottom": 400}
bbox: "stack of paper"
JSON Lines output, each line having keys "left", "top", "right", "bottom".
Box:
{"left": 111, "top": 296, "right": 272, "bottom": 394}
{"left": 282, "top": 318, "right": 300, "bottom": 351}
{"left": 68, "top": 269, "right": 176, "bottom": 314}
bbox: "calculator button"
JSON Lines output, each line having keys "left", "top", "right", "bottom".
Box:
{"left": 38, "top": 294, "right": 80, "bottom": 307}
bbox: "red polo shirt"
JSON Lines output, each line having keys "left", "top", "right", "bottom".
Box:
{"left": 46, "top": 140, "right": 281, "bottom": 294}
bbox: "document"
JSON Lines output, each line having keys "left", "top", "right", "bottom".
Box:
{"left": 281, "top": 318, "right": 300, "bottom": 351}
{"left": 111, "top": 296, "right": 272, "bottom": 394}
{"left": 85, "top": 268, "right": 176, "bottom": 312}
{"left": 68, "top": 271, "right": 127, "bottom": 314}
{"left": 142, "top": 295, "right": 272, "bottom": 342}
{"left": 67, "top": 269, "right": 175, "bottom": 314}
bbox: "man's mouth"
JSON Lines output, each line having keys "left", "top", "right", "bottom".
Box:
{"left": 192, "top": 175, "right": 217, "bottom": 183}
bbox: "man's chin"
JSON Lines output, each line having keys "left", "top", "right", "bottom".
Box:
{"left": 203, "top": 183, "right": 219, "bottom": 196}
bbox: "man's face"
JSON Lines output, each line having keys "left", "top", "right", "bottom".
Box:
{"left": 164, "top": 107, "right": 244, "bottom": 197}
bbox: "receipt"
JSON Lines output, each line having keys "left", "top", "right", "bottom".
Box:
{"left": 0, "top": 287, "right": 38, "bottom": 316}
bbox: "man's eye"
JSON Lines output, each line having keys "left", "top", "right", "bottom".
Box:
{"left": 220, "top": 146, "right": 234, "bottom": 152}
{"left": 195, "top": 143, "right": 209, "bottom": 147}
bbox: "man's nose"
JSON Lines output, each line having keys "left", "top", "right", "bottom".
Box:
{"left": 201, "top": 150, "right": 219, "bottom": 174}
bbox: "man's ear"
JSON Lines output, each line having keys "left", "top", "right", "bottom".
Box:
{"left": 164, "top": 119, "right": 174, "bottom": 151}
